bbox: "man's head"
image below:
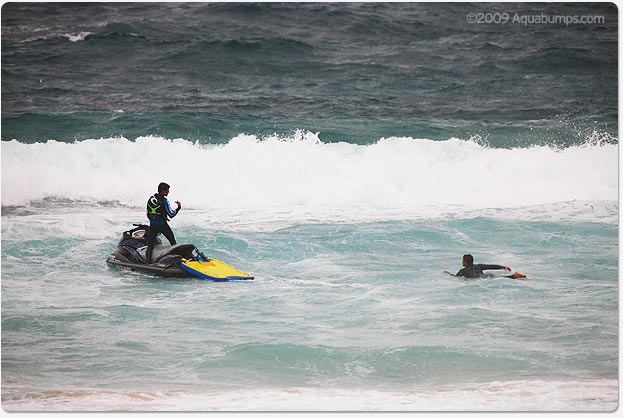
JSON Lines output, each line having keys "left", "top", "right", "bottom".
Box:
{"left": 462, "top": 254, "right": 474, "bottom": 267}
{"left": 158, "top": 182, "right": 170, "bottom": 195}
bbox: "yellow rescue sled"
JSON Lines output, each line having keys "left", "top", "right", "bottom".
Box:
{"left": 180, "top": 256, "right": 254, "bottom": 282}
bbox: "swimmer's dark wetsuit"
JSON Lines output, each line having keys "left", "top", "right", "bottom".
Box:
{"left": 452, "top": 264, "right": 509, "bottom": 278}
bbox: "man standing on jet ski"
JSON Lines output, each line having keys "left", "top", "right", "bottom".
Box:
{"left": 146, "top": 182, "right": 181, "bottom": 263}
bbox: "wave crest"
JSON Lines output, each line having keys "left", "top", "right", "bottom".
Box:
{"left": 1, "top": 132, "right": 617, "bottom": 213}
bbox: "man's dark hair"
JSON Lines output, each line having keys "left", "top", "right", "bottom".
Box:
{"left": 158, "top": 182, "right": 170, "bottom": 193}
{"left": 463, "top": 254, "right": 474, "bottom": 266}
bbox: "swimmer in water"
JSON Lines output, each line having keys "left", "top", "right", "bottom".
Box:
{"left": 444, "top": 254, "right": 528, "bottom": 279}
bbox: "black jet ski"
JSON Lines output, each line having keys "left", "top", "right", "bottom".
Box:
{"left": 106, "top": 224, "right": 203, "bottom": 277}
{"left": 106, "top": 224, "right": 254, "bottom": 281}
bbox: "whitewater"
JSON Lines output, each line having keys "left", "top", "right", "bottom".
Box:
{"left": 2, "top": 132, "right": 617, "bottom": 218}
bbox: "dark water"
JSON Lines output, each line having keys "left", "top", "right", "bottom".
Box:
{"left": 1, "top": 2, "right": 617, "bottom": 145}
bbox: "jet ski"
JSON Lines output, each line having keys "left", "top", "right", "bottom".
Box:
{"left": 106, "top": 224, "right": 254, "bottom": 281}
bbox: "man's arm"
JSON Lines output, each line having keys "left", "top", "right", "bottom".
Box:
{"left": 164, "top": 198, "right": 178, "bottom": 218}
{"left": 478, "top": 264, "right": 511, "bottom": 272}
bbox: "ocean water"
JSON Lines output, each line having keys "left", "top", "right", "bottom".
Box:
{"left": 1, "top": 2, "right": 618, "bottom": 412}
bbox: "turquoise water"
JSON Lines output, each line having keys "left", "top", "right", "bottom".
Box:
{"left": 1, "top": 2, "right": 618, "bottom": 411}
{"left": 1, "top": 198, "right": 618, "bottom": 410}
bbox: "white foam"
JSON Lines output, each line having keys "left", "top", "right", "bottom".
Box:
{"left": 2, "top": 379, "right": 617, "bottom": 411}
{"left": 62, "top": 32, "right": 93, "bottom": 42}
{"left": 1, "top": 133, "right": 617, "bottom": 224}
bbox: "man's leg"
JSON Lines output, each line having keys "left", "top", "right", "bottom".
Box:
{"left": 161, "top": 223, "right": 177, "bottom": 245}
{"left": 146, "top": 225, "right": 161, "bottom": 263}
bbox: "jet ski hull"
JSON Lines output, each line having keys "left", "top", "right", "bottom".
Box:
{"left": 106, "top": 253, "right": 192, "bottom": 278}
{"left": 106, "top": 224, "right": 197, "bottom": 278}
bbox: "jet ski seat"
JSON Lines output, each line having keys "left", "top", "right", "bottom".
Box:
{"left": 137, "top": 243, "right": 196, "bottom": 263}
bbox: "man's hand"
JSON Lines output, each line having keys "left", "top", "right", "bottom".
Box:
{"left": 504, "top": 266, "right": 511, "bottom": 271}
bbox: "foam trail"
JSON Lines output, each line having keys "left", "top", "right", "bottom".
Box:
{"left": 1, "top": 132, "right": 617, "bottom": 214}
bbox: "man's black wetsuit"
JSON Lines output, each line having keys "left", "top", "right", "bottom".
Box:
{"left": 453, "top": 264, "right": 508, "bottom": 278}
{"left": 145, "top": 192, "right": 180, "bottom": 263}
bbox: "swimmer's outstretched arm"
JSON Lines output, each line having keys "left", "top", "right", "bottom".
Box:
{"left": 479, "top": 264, "right": 511, "bottom": 272}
